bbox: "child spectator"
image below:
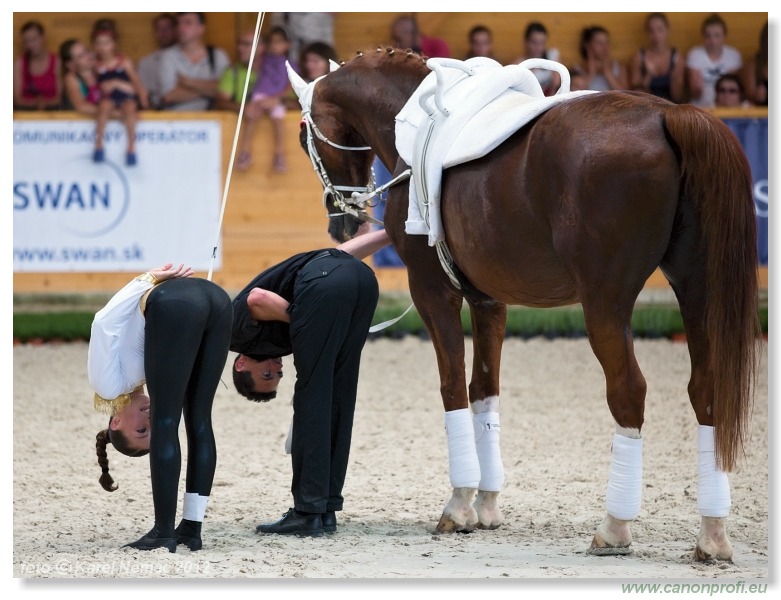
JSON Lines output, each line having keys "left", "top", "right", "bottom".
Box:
{"left": 91, "top": 24, "right": 148, "bottom": 166}
{"left": 59, "top": 39, "right": 102, "bottom": 114}
{"left": 236, "top": 26, "right": 295, "bottom": 173}
{"left": 13, "top": 21, "right": 62, "bottom": 111}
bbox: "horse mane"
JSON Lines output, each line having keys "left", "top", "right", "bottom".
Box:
{"left": 342, "top": 46, "right": 430, "bottom": 70}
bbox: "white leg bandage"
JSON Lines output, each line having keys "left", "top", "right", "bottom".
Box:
{"left": 473, "top": 411, "right": 504, "bottom": 491}
{"left": 605, "top": 434, "right": 643, "bottom": 521}
{"left": 445, "top": 408, "right": 481, "bottom": 489}
{"left": 697, "top": 425, "right": 731, "bottom": 517}
{"left": 182, "top": 492, "right": 209, "bottom": 522}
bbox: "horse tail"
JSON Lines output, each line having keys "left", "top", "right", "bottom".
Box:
{"left": 662, "top": 104, "right": 760, "bottom": 472}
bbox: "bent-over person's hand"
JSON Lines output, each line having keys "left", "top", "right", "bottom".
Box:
{"left": 149, "top": 263, "right": 194, "bottom": 283}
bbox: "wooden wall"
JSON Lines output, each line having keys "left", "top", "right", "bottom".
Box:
{"left": 12, "top": 12, "right": 767, "bottom": 71}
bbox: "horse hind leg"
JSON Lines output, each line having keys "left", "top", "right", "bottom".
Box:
{"left": 580, "top": 297, "right": 647, "bottom": 556}
{"left": 467, "top": 299, "right": 507, "bottom": 530}
{"left": 665, "top": 261, "right": 734, "bottom": 562}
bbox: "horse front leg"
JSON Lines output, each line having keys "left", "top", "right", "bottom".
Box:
{"left": 467, "top": 299, "right": 507, "bottom": 530}
{"left": 407, "top": 271, "right": 478, "bottom": 534}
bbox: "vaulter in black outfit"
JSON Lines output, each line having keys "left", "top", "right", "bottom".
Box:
{"left": 231, "top": 229, "right": 389, "bottom": 536}
{"left": 91, "top": 266, "right": 233, "bottom": 552}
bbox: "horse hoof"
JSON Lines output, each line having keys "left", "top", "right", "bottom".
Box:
{"left": 435, "top": 514, "right": 474, "bottom": 534}
{"left": 587, "top": 535, "right": 632, "bottom": 556}
{"left": 694, "top": 543, "right": 733, "bottom": 563}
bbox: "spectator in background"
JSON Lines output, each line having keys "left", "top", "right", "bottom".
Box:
{"left": 236, "top": 26, "right": 294, "bottom": 173}
{"left": 714, "top": 74, "right": 752, "bottom": 109}
{"left": 271, "top": 13, "right": 335, "bottom": 64}
{"left": 91, "top": 23, "right": 148, "bottom": 166}
{"left": 741, "top": 21, "right": 767, "bottom": 107}
{"left": 92, "top": 17, "right": 118, "bottom": 37}
{"left": 138, "top": 13, "right": 179, "bottom": 110}
{"left": 630, "top": 13, "right": 685, "bottom": 103}
{"left": 512, "top": 22, "right": 561, "bottom": 96}
{"left": 390, "top": 15, "right": 450, "bottom": 58}
{"left": 13, "top": 21, "right": 62, "bottom": 111}
{"left": 570, "top": 25, "right": 628, "bottom": 92}
{"left": 298, "top": 41, "right": 338, "bottom": 83}
{"left": 59, "top": 39, "right": 103, "bottom": 114}
{"left": 464, "top": 25, "right": 495, "bottom": 60}
{"left": 157, "top": 12, "right": 230, "bottom": 111}
{"left": 373, "top": 14, "right": 451, "bottom": 266}
{"left": 214, "top": 30, "right": 261, "bottom": 112}
{"left": 686, "top": 14, "right": 742, "bottom": 109}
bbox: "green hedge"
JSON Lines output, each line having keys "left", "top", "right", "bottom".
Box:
{"left": 13, "top": 297, "right": 768, "bottom": 343}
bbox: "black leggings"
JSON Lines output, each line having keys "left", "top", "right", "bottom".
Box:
{"left": 143, "top": 278, "right": 232, "bottom": 534}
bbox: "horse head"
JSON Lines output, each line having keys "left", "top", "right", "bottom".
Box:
{"left": 287, "top": 58, "right": 376, "bottom": 243}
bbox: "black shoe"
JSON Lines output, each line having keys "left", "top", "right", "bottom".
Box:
{"left": 322, "top": 511, "right": 337, "bottom": 533}
{"left": 256, "top": 508, "right": 324, "bottom": 537}
{"left": 175, "top": 519, "right": 203, "bottom": 551}
{"left": 124, "top": 526, "right": 177, "bottom": 552}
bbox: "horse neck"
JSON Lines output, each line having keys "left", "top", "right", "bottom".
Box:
{"left": 335, "top": 57, "right": 427, "bottom": 170}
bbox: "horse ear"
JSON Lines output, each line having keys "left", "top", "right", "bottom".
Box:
{"left": 329, "top": 59, "right": 340, "bottom": 73}
{"left": 286, "top": 60, "right": 308, "bottom": 99}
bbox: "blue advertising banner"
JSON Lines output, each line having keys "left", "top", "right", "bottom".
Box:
{"left": 722, "top": 117, "right": 769, "bottom": 265}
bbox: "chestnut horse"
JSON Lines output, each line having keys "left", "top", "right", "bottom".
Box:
{"left": 286, "top": 49, "right": 760, "bottom": 560}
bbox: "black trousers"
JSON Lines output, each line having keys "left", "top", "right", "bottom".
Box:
{"left": 144, "top": 278, "right": 233, "bottom": 533}
{"left": 289, "top": 251, "right": 379, "bottom": 513}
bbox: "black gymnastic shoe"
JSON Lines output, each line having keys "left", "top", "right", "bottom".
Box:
{"left": 124, "top": 525, "right": 177, "bottom": 553}
{"left": 322, "top": 511, "right": 337, "bottom": 534}
{"left": 175, "top": 518, "right": 203, "bottom": 551}
{"left": 256, "top": 508, "right": 324, "bottom": 537}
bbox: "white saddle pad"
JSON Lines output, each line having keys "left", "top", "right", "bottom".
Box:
{"left": 395, "top": 57, "right": 594, "bottom": 246}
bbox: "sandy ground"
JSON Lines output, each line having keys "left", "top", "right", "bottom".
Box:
{"left": 11, "top": 336, "right": 769, "bottom": 591}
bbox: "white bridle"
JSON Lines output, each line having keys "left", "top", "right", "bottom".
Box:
{"left": 287, "top": 60, "right": 410, "bottom": 226}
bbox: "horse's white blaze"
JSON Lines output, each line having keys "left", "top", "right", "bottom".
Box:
{"left": 605, "top": 433, "right": 643, "bottom": 520}
{"left": 697, "top": 425, "right": 731, "bottom": 517}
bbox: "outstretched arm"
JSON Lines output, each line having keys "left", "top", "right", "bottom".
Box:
{"left": 336, "top": 228, "right": 391, "bottom": 260}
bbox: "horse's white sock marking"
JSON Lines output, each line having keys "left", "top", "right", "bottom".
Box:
{"left": 605, "top": 433, "right": 643, "bottom": 520}
{"left": 615, "top": 426, "right": 641, "bottom": 439}
{"left": 445, "top": 408, "right": 481, "bottom": 489}
{"left": 183, "top": 492, "right": 209, "bottom": 522}
{"left": 697, "top": 425, "right": 731, "bottom": 517}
